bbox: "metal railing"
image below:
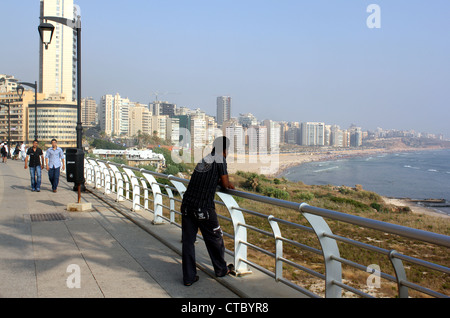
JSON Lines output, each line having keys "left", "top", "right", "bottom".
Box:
{"left": 83, "top": 158, "right": 450, "bottom": 298}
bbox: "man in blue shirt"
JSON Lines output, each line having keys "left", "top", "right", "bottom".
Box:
{"left": 45, "top": 139, "right": 65, "bottom": 193}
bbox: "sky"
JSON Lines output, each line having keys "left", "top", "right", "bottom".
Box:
{"left": 1, "top": 0, "right": 449, "bottom": 138}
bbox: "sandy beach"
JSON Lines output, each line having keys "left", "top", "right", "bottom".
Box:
{"left": 382, "top": 197, "right": 450, "bottom": 219}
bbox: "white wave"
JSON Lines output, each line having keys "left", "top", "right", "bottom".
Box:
{"left": 313, "top": 166, "right": 339, "bottom": 173}
{"left": 427, "top": 169, "right": 438, "bottom": 172}
{"left": 404, "top": 165, "right": 420, "bottom": 170}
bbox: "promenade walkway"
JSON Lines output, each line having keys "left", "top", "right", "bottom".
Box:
{"left": 0, "top": 160, "right": 301, "bottom": 298}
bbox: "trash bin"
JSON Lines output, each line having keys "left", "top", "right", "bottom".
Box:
{"left": 66, "top": 148, "right": 85, "bottom": 183}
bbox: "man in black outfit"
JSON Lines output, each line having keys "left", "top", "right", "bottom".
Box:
{"left": 181, "top": 136, "right": 235, "bottom": 286}
{"left": 24, "top": 140, "right": 44, "bottom": 192}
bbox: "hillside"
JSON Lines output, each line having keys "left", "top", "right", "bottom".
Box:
{"left": 215, "top": 170, "right": 450, "bottom": 297}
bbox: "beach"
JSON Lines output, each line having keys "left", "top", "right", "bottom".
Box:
{"left": 382, "top": 197, "right": 450, "bottom": 219}
{"left": 227, "top": 146, "right": 438, "bottom": 177}
{"left": 227, "top": 146, "right": 450, "bottom": 219}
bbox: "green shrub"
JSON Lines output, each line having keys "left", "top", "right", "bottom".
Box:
{"left": 262, "top": 186, "right": 290, "bottom": 200}
{"left": 294, "top": 192, "right": 315, "bottom": 201}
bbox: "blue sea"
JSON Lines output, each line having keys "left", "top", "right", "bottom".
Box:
{"left": 280, "top": 149, "right": 450, "bottom": 216}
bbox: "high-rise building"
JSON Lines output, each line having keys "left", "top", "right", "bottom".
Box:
{"left": 99, "top": 93, "right": 131, "bottom": 137}
{"left": 349, "top": 126, "right": 363, "bottom": 147}
{"left": 190, "top": 113, "right": 207, "bottom": 149}
{"left": 166, "top": 117, "right": 180, "bottom": 144}
{"left": 151, "top": 101, "right": 176, "bottom": 117}
{"left": 151, "top": 115, "right": 168, "bottom": 140}
{"left": 216, "top": 96, "right": 231, "bottom": 126}
{"left": 301, "top": 122, "right": 325, "bottom": 146}
{"left": 129, "top": 104, "right": 152, "bottom": 137}
{"left": 263, "top": 119, "right": 281, "bottom": 151}
{"left": 81, "top": 97, "right": 97, "bottom": 128}
{"left": 247, "top": 125, "right": 267, "bottom": 154}
{"left": 39, "top": 0, "right": 78, "bottom": 101}
{"left": 0, "top": 90, "right": 44, "bottom": 145}
{"left": 225, "top": 123, "right": 245, "bottom": 155}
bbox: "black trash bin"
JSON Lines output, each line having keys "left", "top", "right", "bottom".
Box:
{"left": 66, "top": 148, "right": 85, "bottom": 184}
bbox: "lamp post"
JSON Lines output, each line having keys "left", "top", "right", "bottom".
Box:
{"left": 0, "top": 102, "right": 11, "bottom": 158}
{"left": 39, "top": 15, "right": 88, "bottom": 209}
{"left": 16, "top": 81, "right": 38, "bottom": 141}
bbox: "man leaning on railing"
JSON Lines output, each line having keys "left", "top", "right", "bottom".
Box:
{"left": 180, "top": 136, "right": 235, "bottom": 286}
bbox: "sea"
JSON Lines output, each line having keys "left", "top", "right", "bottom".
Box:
{"left": 280, "top": 148, "right": 450, "bottom": 216}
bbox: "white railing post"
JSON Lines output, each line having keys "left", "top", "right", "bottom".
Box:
{"left": 389, "top": 250, "right": 409, "bottom": 298}
{"left": 142, "top": 172, "right": 164, "bottom": 224}
{"left": 98, "top": 161, "right": 111, "bottom": 194}
{"left": 87, "top": 159, "right": 101, "bottom": 189}
{"left": 109, "top": 164, "right": 125, "bottom": 202}
{"left": 165, "top": 185, "right": 176, "bottom": 223}
{"left": 268, "top": 215, "right": 283, "bottom": 281}
{"left": 300, "top": 203, "right": 342, "bottom": 298}
{"left": 216, "top": 192, "right": 251, "bottom": 276}
{"left": 84, "top": 159, "right": 93, "bottom": 185}
{"left": 123, "top": 168, "right": 141, "bottom": 211}
{"left": 138, "top": 171, "right": 149, "bottom": 210}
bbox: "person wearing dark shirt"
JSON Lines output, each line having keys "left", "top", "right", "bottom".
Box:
{"left": 180, "top": 136, "right": 235, "bottom": 286}
{"left": 24, "top": 140, "right": 44, "bottom": 192}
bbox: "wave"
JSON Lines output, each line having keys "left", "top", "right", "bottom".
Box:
{"left": 427, "top": 169, "right": 438, "bottom": 172}
{"left": 313, "top": 166, "right": 340, "bottom": 173}
{"left": 404, "top": 165, "right": 420, "bottom": 170}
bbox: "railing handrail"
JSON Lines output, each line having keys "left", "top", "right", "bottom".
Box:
{"left": 96, "top": 159, "right": 450, "bottom": 248}
{"left": 84, "top": 158, "right": 450, "bottom": 298}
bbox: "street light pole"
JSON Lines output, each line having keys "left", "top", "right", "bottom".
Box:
{"left": 39, "top": 15, "right": 87, "bottom": 207}
{"left": 17, "top": 81, "right": 38, "bottom": 141}
{"left": 39, "top": 16, "right": 82, "bottom": 151}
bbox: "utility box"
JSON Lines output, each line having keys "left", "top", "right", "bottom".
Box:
{"left": 66, "top": 148, "right": 85, "bottom": 183}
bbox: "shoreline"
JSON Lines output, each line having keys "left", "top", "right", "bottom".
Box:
{"left": 274, "top": 146, "right": 447, "bottom": 178}
{"left": 227, "top": 146, "right": 450, "bottom": 220}
{"left": 227, "top": 146, "right": 447, "bottom": 177}
{"left": 382, "top": 197, "right": 450, "bottom": 219}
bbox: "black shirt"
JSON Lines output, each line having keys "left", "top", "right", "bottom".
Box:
{"left": 182, "top": 152, "right": 228, "bottom": 209}
{"left": 27, "top": 147, "right": 43, "bottom": 167}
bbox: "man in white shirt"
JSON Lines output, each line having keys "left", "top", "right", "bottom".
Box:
{"left": 45, "top": 139, "right": 65, "bottom": 193}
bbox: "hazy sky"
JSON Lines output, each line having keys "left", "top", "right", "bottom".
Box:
{"left": 1, "top": 0, "right": 449, "bottom": 137}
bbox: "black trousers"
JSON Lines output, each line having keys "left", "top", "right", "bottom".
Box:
{"left": 181, "top": 207, "right": 228, "bottom": 285}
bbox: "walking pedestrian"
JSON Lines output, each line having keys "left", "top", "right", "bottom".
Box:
{"left": 180, "top": 136, "right": 235, "bottom": 286}
{"left": 24, "top": 140, "right": 44, "bottom": 192}
{"left": 45, "top": 139, "right": 65, "bottom": 193}
{"left": 13, "top": 144, "right": 20, "bottom": 160}
{"left": 20, "top": 142, "right": 26, "bottom": 161}
{"left": 1, "top": 142, "right": 8, "bottom": 163}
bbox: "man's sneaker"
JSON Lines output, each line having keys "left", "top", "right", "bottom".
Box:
{"left": 217, "top": 264, "right": 235, "bottom": 277}
{"left": 184, "top": 275, "right": 199, "bottom": 286}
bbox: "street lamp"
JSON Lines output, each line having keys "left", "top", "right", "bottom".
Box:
{"left": 38, "top": 22, "right": 55, "bottom": 50}
{"left": 39, "top": 15, "right": 87, "bottom": 208}
{"left": 16, "top": 81, "right": 38, "bottom": 141}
